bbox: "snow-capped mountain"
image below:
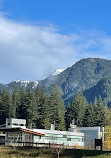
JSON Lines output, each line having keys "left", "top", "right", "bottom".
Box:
{"left": 13, "top": 80, "right": 38, "bottom": 88}
{"left": 0, "top": 80, "right": 39, "bottom": 92}
{"left": 0, "top": 68, "right": 64, "bottom": 92}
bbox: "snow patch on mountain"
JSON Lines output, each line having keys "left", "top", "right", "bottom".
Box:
{"left": 14, "top": 80, "right": 38, "bottom": 88}
{"left": 15, "top": 80, "right": 30, "bottom": 84}
{"left": 14, "top": 80, "right": 30, "bottom": 87}
{"left": 15, "top": 80, "right": 21, "bottom": 83}
{"left": 34, "top": 81, "right": 38, "bottom": 87}
{"left": 53, "top": 69, "right": 64, "bottom": 75}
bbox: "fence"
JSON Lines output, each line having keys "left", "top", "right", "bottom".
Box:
{"left": 1, "top": 141, "right": 85, "bottom": 149}
{"left": 0, "top": 138, "right": 104, "bottom": 150}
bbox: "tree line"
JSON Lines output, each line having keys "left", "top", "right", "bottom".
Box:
{"left": 0, "top": 86, "right": 65, "bottom": 130}
{"left": 0, "top": 86, "right": 111, "bottom": 130}
{"left": 65, "top": 92, "right": 111, "bottom": 129}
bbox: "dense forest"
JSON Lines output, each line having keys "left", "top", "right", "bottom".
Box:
{"left": 0, "top": 85, "right": 111, "bottom": 130}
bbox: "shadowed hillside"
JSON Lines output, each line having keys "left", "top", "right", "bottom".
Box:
{"left": 40, "top": 58, "right": 111, "bottom": 105}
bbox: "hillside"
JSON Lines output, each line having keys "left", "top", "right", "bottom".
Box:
{"left": 0, "top": 80, "right": 39, "bottom": 92}
{"left": 1, "top": 58, "right": 111, "bottom": 106}
{"left": 39, "top": 58, "right": 111, "bottom": 105}
{"left": 84, "top": 77, "right": 111, "bottom": 105}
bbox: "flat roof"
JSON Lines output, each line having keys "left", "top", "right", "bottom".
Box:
{"left": 33, "top": 129, "right": 84, "bottom": 136}
{"left": 78, "top": 126, "right": 101, "bottom": 130}
{"left": 0, "top": 134, "right": 6, "bottom": 137}
{"left": 0, "top": 127, "right": 84, "bottom": 136}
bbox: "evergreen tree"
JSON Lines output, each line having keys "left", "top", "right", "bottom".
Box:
{"left": 17, "top": 87, "right": 26, "bottom": 119}
{"left": 11, "top": 87, "right": 19, "bottom": 118}
{"left": 84, "top": 102, "right": 94, "bottom": 127}
{"left": 30, "top": 89, "right": 39, "bottom": 128}
{"left": 42, "top": 96, "right": 52, "bottom": 129}
{"left": 93, "top": 96, "right": 105, "bottom": 126}
{"left": 17, "top": 87, "right": 37, "bottom": 128}
{"left": 50, "top": 86, "right": 65, "bottom": 130}
{"left": 65, "top": 102, "right": 72, "bottom": 130}
{"left": 35, "top": 87, "right": 46, "bottom": 128}
{"left": 0, "top": 90, "right": 13, "bottom": 125}
{"left": 71, "top": 92, "right": 88, "bottom": 126}
{"left": 25, "top": 87, "right": 34, "bottom": 128}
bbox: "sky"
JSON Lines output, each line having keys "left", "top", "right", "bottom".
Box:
{"left": 0, "top": 0, "right": 111, "bottom": 83}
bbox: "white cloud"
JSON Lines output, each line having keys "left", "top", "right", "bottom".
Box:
{"left": 0, "top": 17, "right": 77, "bottom": 83}
{"left": 0, "top": 16, "right": 111, "bottom": 83}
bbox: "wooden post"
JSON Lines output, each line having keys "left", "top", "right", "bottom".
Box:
{"left": 49, "top": 142, "right": 50, "bottom": 148}
{"left": 63, "top": 143, "right": 64, "bottom": 149}
{"left": 101, "top": 138, "right": 103, "bottom": 150}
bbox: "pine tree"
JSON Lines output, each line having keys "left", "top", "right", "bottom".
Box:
{"left": 30, "top": 89, "right": 39, "bottom": 128}
{"left": 50, "top": 86, "right": 65, "bottom": 130}
{"left": 42, "top": 97, "right": 52, "bottom": 129}
{"left": 84, "top": 102, "right": 94, "bottom": 127}
{"left": 65, "top": 102, "right": 72, "bottom": 130}
{"left": 0, "top": 90, "right": 13, "bottom": 125}
{"left": 0, "top": 91, "right": 5, "bottom": 125}
{"left": 35, "top": 87, "right": 46, "bottom": 128}
{"left": 11, "top": 87, "right": 19, "bottom": 118}
{"left": 93, "top": 96, "right": 105, "bottom": 126}
{"left": 17, "top": 87, "right": 26, "bottom": 119}
{"left": 71, "top": 92, "right": 88, "bottom": 126}
{"left": 25, "top": 87, "right": 34, "bottom": 128}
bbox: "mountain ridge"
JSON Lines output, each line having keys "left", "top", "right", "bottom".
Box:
{"left": 39, "top": 57, "right": 111, "bottom": 105}
{"left": 1, "top": 58, "right": 111, "bottom": 106}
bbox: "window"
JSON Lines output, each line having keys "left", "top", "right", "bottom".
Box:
{"left": 19, "top": 124, "right": 24, "bottom": 126}
{"left": 67, "top": 138, "right": 71, "bottom": 141}
{"left": 63, "top": 135, "right": 67, "bottom": 138}
{"left": 13, "top": 123, "right": 18, "bottom": 126}
{"left": 8, "top": 132, "right": 23, "bottom": 142}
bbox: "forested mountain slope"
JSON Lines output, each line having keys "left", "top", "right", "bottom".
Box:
{"left": 1, "top": 58, "right": 111, "bottom": 106}
{"left": 39, "top": 58, "right": 111, "bottom": 105}
{"left": 84, "top": 77, "right": 111, "bottom": 105}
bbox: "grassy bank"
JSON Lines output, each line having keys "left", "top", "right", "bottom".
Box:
{"left": 0, "top": 146, "right": 111, "bottom": 158}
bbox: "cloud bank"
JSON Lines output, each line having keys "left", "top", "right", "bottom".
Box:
{"left": 0, "top": 16, "right": 111, "bottom": 83}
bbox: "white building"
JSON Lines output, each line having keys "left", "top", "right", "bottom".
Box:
{"left": 0, "top": 118, "right": 84, "bottom": 148}
{"left": 68, "top": 122, "right": 104, "bottom": 149}
{"left": 6, "top": 118, "right": 26, "bottom": 128}
{"left": 0, "top": 118, "right": 104, "bottom": 149}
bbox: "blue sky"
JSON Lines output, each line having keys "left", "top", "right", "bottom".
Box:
{"left": 2, "top": 0, "right": 111, "bottom": 34}
{"left": 0, "top": 0, "right": 111, "bottom": 83}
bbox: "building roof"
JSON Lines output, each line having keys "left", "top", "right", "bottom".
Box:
{"left": 0, "top": 134, "right": 6, "bottom": 137}
{"left": 33, "top": 129, "right": 84, "bottom": 136}
{"left": 21, "top": 128, "right": 45, "bottom": 136}
{"left": 0, "top": 127, "right": 84, "bottom": 136}
{"left": 0, "top": 127, "right": 45, "bottom": 136}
